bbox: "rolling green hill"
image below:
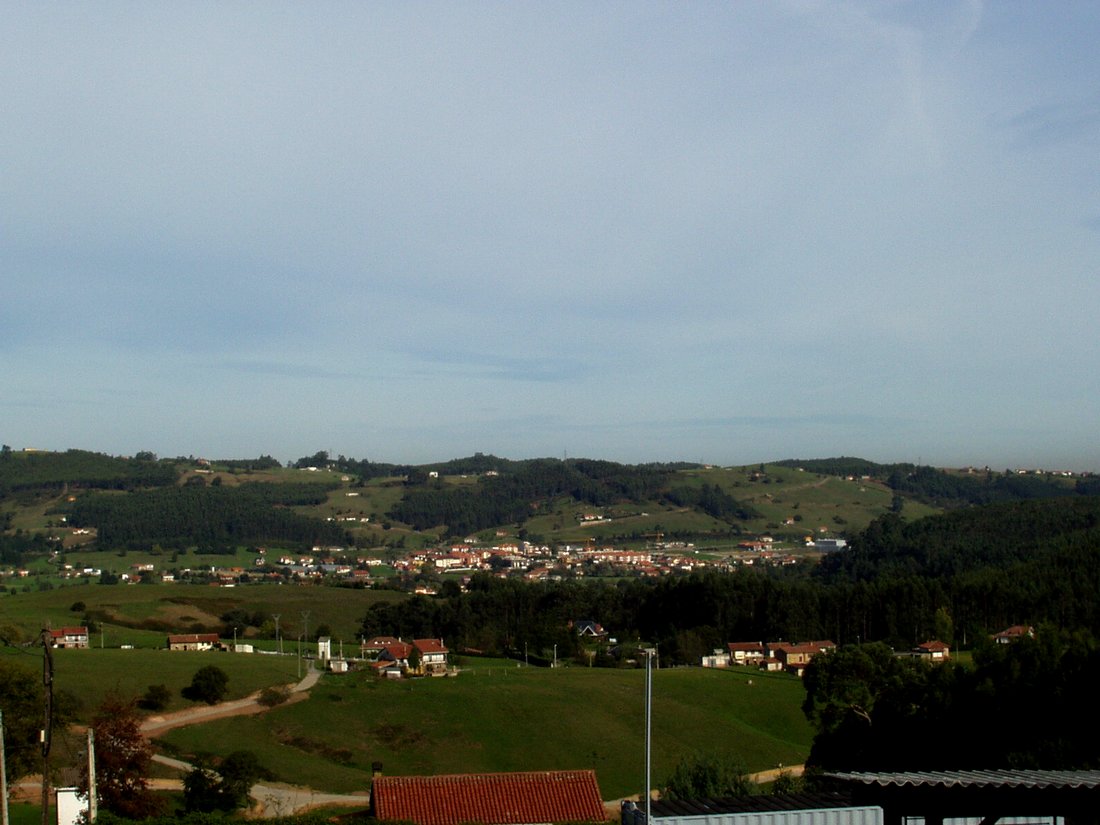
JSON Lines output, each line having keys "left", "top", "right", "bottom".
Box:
{"left": 155, "top": 662, "right": 812, "bottom": 800}
{"left": 1, "top": 449, "right": 941, "bottom": 553}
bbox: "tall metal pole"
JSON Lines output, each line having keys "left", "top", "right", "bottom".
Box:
{"left": 644, "top": 648, "right": 654, "bottom": 825}
{"left": 1, "top": 710, "right": 10, "bottom": 825}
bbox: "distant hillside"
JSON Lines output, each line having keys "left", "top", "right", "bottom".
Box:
{"left": 388, "top": 458, "right": 709, "bottom": 537}
{"left": 818, "top": 495, "right": 1100, "bottom": 582}
{"left": 65, "top": 481, "right": 348, "bottom": 550}
{"left": 776, "top": 457, "right": 1086, "bottom": 507}
{"left": 4, "top": 448, "right": 1096, "bottom": 562}
{"left": 0, "top": 447, "right": 177, "bottom": 492}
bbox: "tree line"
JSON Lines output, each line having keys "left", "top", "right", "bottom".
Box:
{"left": 0, "top": 448, "right": 178, "bottom": 493}
{"left": 802, "top": 627, "right": 1100, "bottom": 771}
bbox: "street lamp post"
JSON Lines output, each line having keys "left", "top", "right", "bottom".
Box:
{"left": 644, "top": 648, "right": 654, "bottom": 825}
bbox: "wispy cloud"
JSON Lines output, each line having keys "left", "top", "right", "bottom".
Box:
{"left": 406, "top": 348, "right": 584, "bottom": 384}
{"left": 999, "top": 95, "right": 1100, "bottom": 149}
{"left": 216, "top": 361, "right": 357, "bottom": 380}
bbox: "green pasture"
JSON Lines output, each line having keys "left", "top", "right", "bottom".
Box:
{"left": 0, "top": 582, "right": 407, "bottom": 644}
{"left": 155, "top": 664, "right": 812, "bottom": 800}
{"left": 51, "top": 647, "right": 301, "bottom": 717}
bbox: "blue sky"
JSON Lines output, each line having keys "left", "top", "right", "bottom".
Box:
{"left": 3, "top": 2, "right": 1099, "bottom": 469}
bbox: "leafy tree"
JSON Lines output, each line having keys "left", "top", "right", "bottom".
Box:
{"left": 182, "top": 751, "right": 263, "bottom": 812}
{"left": 182, "top": 756, "right": 225, "bottom": 812}
{"left": 218, "top": 750, "right": 263, "bottom": 808}
{"left": 182, "top": 665, "right": 229, "bottom": 705}
{"left": 407, "top": 644, "right": 422, "bottom": 673}
{"left": 83, "top": 694, "right": 163, "bottom": 819}
{"left": 663, "top": 751, "right": 752, "bottom": 799}
{"left": 933, "top": 606, "right": 954, "bottom": 646}
{"left": 0, "top": 660, "right": 46, "bottom": 781}
{"left": 770, "top": 770, "right": 802, "bottom": 795}
{"left": 137, "top": 683, "right": 172, "bottom": 711}
{"left": 802, "top": 630, "right": 1100, "bottom": 771}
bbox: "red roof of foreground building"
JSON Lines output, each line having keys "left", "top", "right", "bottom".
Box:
{"left": 371, "top": 770, "right": 606, "bottom": 825}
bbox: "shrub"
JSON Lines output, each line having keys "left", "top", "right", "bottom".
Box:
{"left": 182, "top": 665, "right": 229, "bottom": 705}
{"left": 258, "top": 686, "right": 290, "bottom": 707}
{"left": 138, "top": 684, "right": 172, "bottom": 711}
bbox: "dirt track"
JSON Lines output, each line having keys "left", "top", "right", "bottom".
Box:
{"left": 136, "top": 663, "right": 375, "bottom": 817}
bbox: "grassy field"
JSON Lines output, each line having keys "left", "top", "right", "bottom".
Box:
{"left": 49, "top": 647, "right": 302, "bottom": 715}
{"left": 155, "top": 663, "right": 813, "bottom": 800}
{"left": 0, "top": 582, "right": 405, "bottom": 646}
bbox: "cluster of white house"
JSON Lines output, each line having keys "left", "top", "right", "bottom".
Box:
{"left": 702, "top": 627, "right": 1034, "bottom": 676}
{"left": 702, "top": 638, "right": 954, "bottom": 676}
{"left": 160, "top": 631, "right": 452, "bottom": 678}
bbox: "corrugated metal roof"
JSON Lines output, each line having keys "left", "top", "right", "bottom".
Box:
{"left": 825, "top": 770, "right": 1100, "bottom": 789}
{"left": 651, "top": 791, "right": 860, "bottom": 817}
{"left": 372, "top": 770, "right": 607, "bottom": 825}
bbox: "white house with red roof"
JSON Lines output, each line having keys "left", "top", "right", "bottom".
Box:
{"left": 993, "top": 625, "right": 1034, "bottom": 644}
{"left": 49, "top": 626, "right": 89, "bottom": 649}
{"left": 913, "top": 640, "right": 951, "bottom": 662}
{"left": 413, "top": 638, "right": 449, "bottom": 676}
{"left": 727, "top": 641, "right": 766, "bottom": 665}
{"left": 167, "top": 633, "right": 222, "bottom": 651}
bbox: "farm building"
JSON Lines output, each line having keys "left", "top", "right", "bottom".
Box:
{"left": 167, "top": 633, "right": 222, "bottom": 651}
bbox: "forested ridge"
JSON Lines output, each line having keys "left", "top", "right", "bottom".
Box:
{"left": 388, "top": 458, "right": 734, "bottom": 536}
{"left": 65, "top": 483, "right": 348, "bottom": 550}
{"left": 0, "top": 448, "right": 177, "bottom": 492}
{"left": 775, "top": 457, "right": 1088, "bottom": 507}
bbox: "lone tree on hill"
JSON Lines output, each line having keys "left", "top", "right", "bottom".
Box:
{"left": 182, "top": 664, "right": 229, "bottom": 704}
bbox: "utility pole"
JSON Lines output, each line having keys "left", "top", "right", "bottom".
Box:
{"left": 86, "top": 729, "right": 97, "bottom": 825}
{"left": 1, "top": 710, "right": 10, "bottom": 825}
{"left": 39, "top": 630, "right": 55, "bottom": 825}
{"left": 272, "top": 614, "right": 281, "bottom": 655}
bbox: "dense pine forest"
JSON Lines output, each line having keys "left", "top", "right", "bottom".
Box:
{"left": 64, "top": 482, "right": 349, "bottom": 550}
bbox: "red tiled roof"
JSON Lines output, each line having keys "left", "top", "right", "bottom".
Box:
{"left": 372, "top": 770, "right": 606, "bottom": 825}
{"left": 364, "top": 636, "right": 402, "bottom": 648}
{"left": 916, "top": 640, "right": 950, "bottom": 652}
{"left": 167, "top": 633, "right": 220, "bottom": 644}
{"left": 727, "top": 641, "right": 764, "bottom": 652}
{"left": 994, "top": 625, "right": 1034, "bottom": 640}
{"left": 413, "top": 638, "right": 448, "bottom": 654}
{"left": 50, "top": 627, "right": 89, "bottom": 637}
